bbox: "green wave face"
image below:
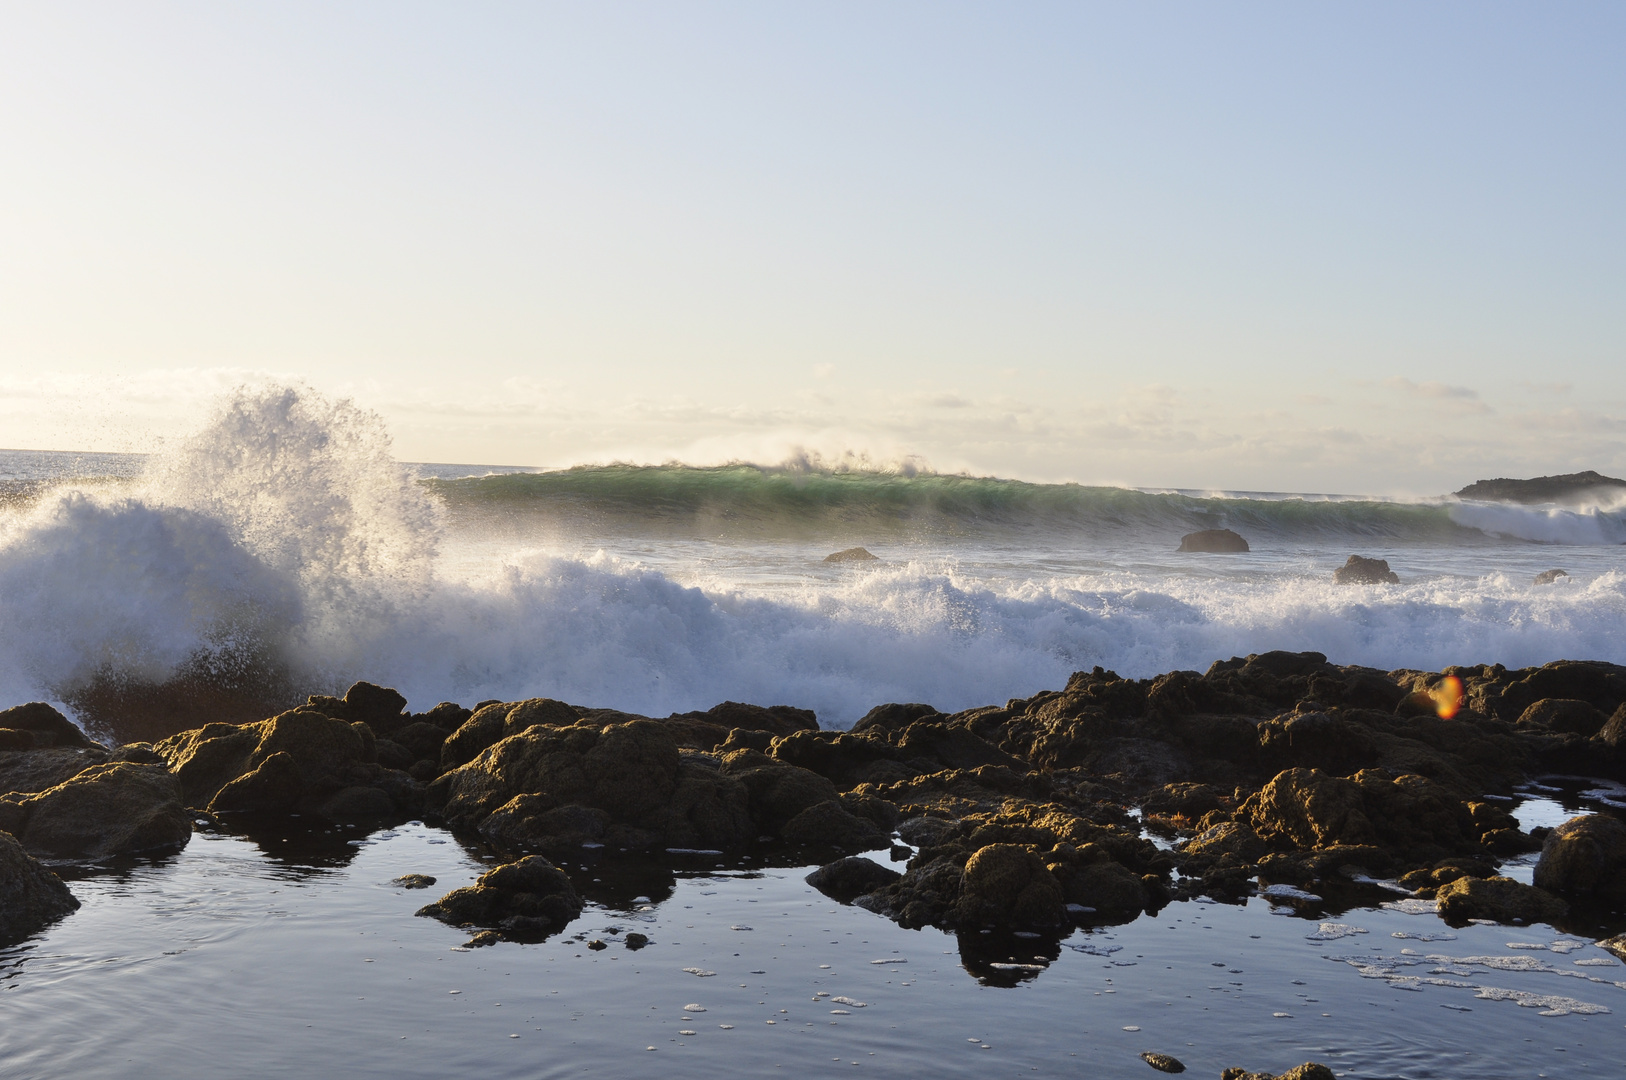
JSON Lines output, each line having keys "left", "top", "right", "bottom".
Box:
{"left": 424, "top": 464, "right": 1482, "bottom": 543}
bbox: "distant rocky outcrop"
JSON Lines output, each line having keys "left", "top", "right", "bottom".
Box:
{"left": 1332, "top": 555, "right": 1399, "bottom": 585}
{"left": 824, "top": 547, "right": 879, "bottom": 563}
{"left": 1177, "top": 528, "right": 1249, "bottom": 553}
{"left": 1455, "top": 471, "right": 1626, "bottom": 503}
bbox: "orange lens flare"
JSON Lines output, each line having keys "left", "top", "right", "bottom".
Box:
{"left": 1430, "top": 675, "right": 1464, "bottom": 719}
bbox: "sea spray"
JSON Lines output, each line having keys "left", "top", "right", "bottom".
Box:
{"left": 1, "top": 384, "right": 1624, "bottom": 737}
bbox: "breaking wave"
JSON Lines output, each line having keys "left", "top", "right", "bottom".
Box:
{"left": 1, "top": 384, "right": 1624, "bottom": 736}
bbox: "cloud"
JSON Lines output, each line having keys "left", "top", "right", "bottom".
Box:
{"left": 1383, "top": 377, "right": 1479, "bottom": 400}
{"left": 924, "top": 392, "right": 973, "bottom": 409}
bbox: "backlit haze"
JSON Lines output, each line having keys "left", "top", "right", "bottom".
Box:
{"left": 2, "top": 2, "right": 1623, "bottom": 493}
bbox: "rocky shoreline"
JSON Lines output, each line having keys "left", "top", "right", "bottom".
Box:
{"left": 5, "top": 654, "right": 1626, "bottom": 974}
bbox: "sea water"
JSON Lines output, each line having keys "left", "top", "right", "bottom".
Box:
{"left": 3, "top": 385, "right": 1626, "bottom": 1079}
{"left": 0, "top": 384, "right": 1622, "bottom": 728}
{"left": 2, "top": 788, "right": 1623, "bottom": 1080}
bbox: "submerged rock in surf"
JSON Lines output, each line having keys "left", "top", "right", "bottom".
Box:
{"left": 1534, "top": 568, "right": 1569, "bottom": 585}
{"left": 823, "top": 547, "right": 879, "bottom": 562}
{"left": 1137, "top": 1051, "right": 1185, "bottom": 1073}
{"left": 416, "top": 855, "right": 584, "bottom": 942}
{"left": 1221, "top": 1065, "right": 1335, "bottom": 1080}
{"left": 0, "top": 762, "right": 192, "bottom": 859}
{"left": 0, "top": 830, "right": 79, "bottom": 945}
{"left": 1332, "top": 554, "right": 1399, "bottom": 584}
{"left": 1176, "top": 528, "right": 1249, "bottom": 553}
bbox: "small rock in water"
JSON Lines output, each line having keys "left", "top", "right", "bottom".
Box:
{"left": 1139, "top": 1050, "right": 1186, "bottom": 1073}
{"left": 1333, "top": 554, "right": 1399, "bottom": 585}
{"left": 587, "top": 939, "right": 607, "bottom": 951}
{"left": 823, "top": 547, "right": 879, "bottom": 563}
{"left": 624, "top": 932, "right": 649, "bottom": 949}
{"left": 391, "top": 874, "right": 437, "bottom": 889}
{"left": 1221, "top": 1065, "right": 1335, "bottom": 1080}
{"left": 1176, "top": 528, "right": 1248, "bottom": 553}
{"left": 1534, "top": 568, "right": 1569, "bottom": 585}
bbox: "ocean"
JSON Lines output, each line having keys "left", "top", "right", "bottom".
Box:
{"left": 1, "top": 386, "right": 1623, "bottom": 734}
{"left": 4, "top": 387, "right": 1625, "bottom": 1079}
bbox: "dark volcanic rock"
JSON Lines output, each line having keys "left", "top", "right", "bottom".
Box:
{"left": 0, "top": 831, "right": 79, "bottom": 944}
{"left": 0, "top": 702, "right": 100, "bottom": 750}
{"left": 1533, "top": 815, "right": 1626, "bottom": 909}
{"left": 1435, "top": 875, "right": 1567, "bottom": 925}
{"left": 1534, "top": 569, "right": 1569, "bottom": 585}
{"left": 0, "top": 762, "right": 191, "bottom": 858}
{"left": 1177, "top": 528, "right": 1249, "bottom": 553}
{"left": 1332, "top": 555, "right": 1399, "bottom": 585}
{"left": 416, "top": 855, "right": 584, "bottom": 941}
{"left": 1516, "top": 698, "right": 1608, "bottom": 737}
{"left": 824, "top": 547, "right": 879, "bottom": 562}
{"left": 156, "top": 705, "right": 423, "bottom": 819}
{"left": 806, "top": 856, "right": 902, "bottom": 901}
{"left": 1138, "top": 1051, "right": 1186, "bottom": 1073}
{"left": 1222, "top": 1065, "right": 1335, "bottom": 1080}
{"left": 779, "top": 800, "right": 889, "bottom": 849}
{"left": 1455, "top": 471, "right": 1626, "bottom": 504}
{"left": 0, "top": 747, "right": 110, "bottom": 796}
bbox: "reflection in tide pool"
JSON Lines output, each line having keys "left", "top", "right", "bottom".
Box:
{"left": 2, "top": 822, "right": 1623, "bottom": 1080}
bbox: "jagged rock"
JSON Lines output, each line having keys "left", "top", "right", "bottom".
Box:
{"left": 0, "top": 747, "right": 110, "bottom": 796}
{"left": 1599, "top": 933, "right": 1626, "bottom": 963}
{"left": 0, "top": 702, "right": 100, "bottom": 750}
{"left": 1182, "top": 821, "right": 1267, "bottom": 862}
{"left": 1243, "top": 768, "right": 1374, "bottom": 849}
{"left": 1222, "top": 1065, "right": 1335, "bottom": 1080}
{"left": 392, "top": 873, "right": 436, "bottom": 889}
{"left": 416, "top": 855, "right": 583, "bottom": 941}
{"left": 767, "top": 730, "right": 911, "bottom": 790}
{"left": 1516, "top": 698, "right": 1609, "bottom": 737}
{"left": 1333, "top": 555, "right": 1399, "bottom": 585}
{"left": 720, "top": 749, "right": 840, "bottom": 831}
{"left": 156, "top": 707, "right": 419, "bottom": 818}
{"left": 0, "top": 831, "right": 79, "bottom": 944}
{"left": 951, "top": 843, "right": 1065, "bottom": 928}
{"left": 1138, "top": 1051, "right": 1186, "bottom": 1073}
{"left": 1435, "top": 875, "right": 1567, "bottom": 925}
{"left": 806, "top": 856, "right": 902, "bottom": 901}
{"left": 779, "top": 800, "right": 889, "bottom": 849}
{"left": 1045, "top": 848, "right": 1147, "bottom": 920}
{"left": 1533, "top": 815, "right": 1626, "bottom": 909}
{"left": 0, "top": 762, "right": 191, "bottom": 858}
{"left": 1141, "top": 782, "right": 1224, "bottom": 821}
{"left": 208, "top": 751, "right": 304, "bottom": 813}
{"left": 896, "top": 815, "right": 959, "bottom": 847}
{"left": 1600, "top": 705, "right": 1626, "bottom": 748}
{"left": 1256, "top": 710, "right": 1379, "bottom": 774}
{"left": 824, "top": 547, "right": 878, "bottom": 562}
{"left": 1177, "top": 528, "right": 1249, "bottom": 553}
{"left": 1534, "top": 569, "right": 1569, "bottom": 585}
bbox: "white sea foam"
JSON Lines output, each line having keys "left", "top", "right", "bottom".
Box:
{"left": 3, "top": 385, "right": 1625, "bottom": 729}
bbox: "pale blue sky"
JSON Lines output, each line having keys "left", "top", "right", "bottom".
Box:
{"left": 1, "top": 2, "right": 1622, "bottom": 491}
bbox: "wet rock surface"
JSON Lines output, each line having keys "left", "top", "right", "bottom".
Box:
{"left": 0, "top": 829, "right": 79, "bottom": 944}
{"left": 1332, "top": 555, "right": 1399, "bottom": 585}
{"left": 4, "top": 656, "right": 1626, "bottom": 951}
{"left": 0, "top": 762, "right": 192, "bottom": 858}
{"left": 1177, "top": 528, "right": 1249, "bottom": 553}
{"left": 415, "top": 854, "right": 585, "bottom": 942}
{"left": 1222, "top": 1066, "right": 1335, "bottom": 1080}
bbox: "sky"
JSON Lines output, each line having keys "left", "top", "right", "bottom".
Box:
{"left": 1, "top": 2, "right": 1622, "bottom": 493}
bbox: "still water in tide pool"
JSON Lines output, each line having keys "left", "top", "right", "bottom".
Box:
{"left": 2, "top": 804, "right": 1623, "bottom": 1080}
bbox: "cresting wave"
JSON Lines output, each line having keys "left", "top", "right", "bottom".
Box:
{"left": 432, "top": 464, "right": 1626, "bottom": 546}
{"left": 1, "top": 385, "right": 1624, "bottom": 739}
